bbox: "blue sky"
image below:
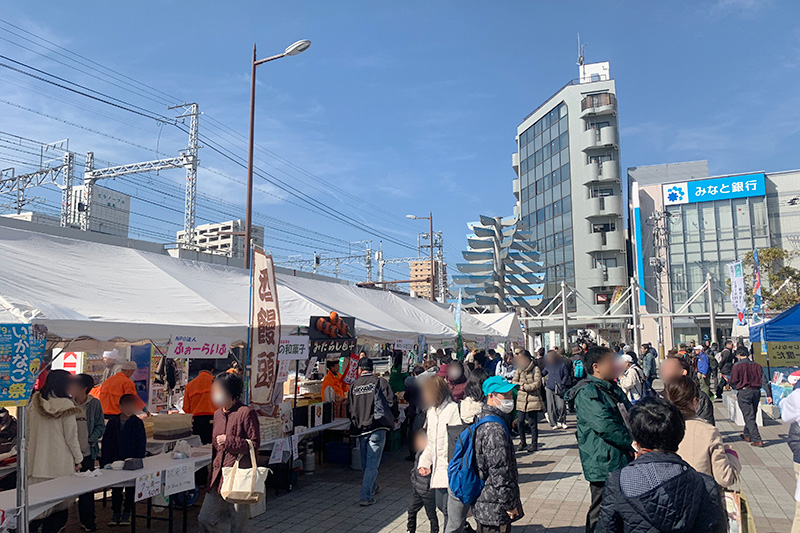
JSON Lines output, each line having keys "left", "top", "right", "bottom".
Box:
{"left": 1, "top": 1, "right": 799, "bottom": 283}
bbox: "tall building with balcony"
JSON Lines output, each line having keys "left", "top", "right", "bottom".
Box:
{"left": 176, "top": 219, "right": 264, "bottom": 258}
{"left": 512, "top": 61, "right": 627, "bottom": 345}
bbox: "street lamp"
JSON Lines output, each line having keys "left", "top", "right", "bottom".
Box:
{"left": 244, "top": 39, "right": 311, "bottom": 269}
{"left": 406, "top": 213, "right": 436, "bottom": 302}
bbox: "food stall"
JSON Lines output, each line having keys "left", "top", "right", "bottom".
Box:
{"left": 0, "top": 223, "right": 503, "bottom": 528}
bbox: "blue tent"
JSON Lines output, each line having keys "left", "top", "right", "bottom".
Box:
{"left": 749, "top": 302, "right": 800, "bottom": 369}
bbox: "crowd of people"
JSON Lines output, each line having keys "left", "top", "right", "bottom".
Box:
{"left": 14, "top": 336, "right": 778, "bottom": 533}
{"left": 342, "top": 338, "right": 777, "bottom": 533}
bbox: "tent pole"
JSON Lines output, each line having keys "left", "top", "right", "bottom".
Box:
{"left": 16, "top": 405, "right": 28, "bottom": 533}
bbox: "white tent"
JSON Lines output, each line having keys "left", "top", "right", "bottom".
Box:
{"left": 0, "top": 224, "right": 484, "bottom": 346}
{"left": 472, "top": 312, "right": 526, "bottom": 345}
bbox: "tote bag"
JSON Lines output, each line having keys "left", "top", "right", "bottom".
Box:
{"left": 220, "top": 439, "right": 270, "bottom": 504}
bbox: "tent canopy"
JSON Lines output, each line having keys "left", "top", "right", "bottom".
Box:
{"left": 0, "top": 224, "right": 497, "bottom": 348}
{"left": 749, "top": 303, "right": 800, "bottom": 343}
{"left": 472, "top": 312, "right": 525, "bottom": 344}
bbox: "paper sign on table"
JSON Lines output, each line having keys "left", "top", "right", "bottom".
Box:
{"left": 269, "top": 438, "right": 286, "bottom": 464}
{"left": 313, "top": 403, "right": 323, "bottom": 427}
{"left": 135, "top": 471, "right": 162, "bottom": 502}
{"left": 291, "top": 435, "right": 299, "bottom": 460}
{"left": 164, "top": 463, "right": 194, "bottom": 496}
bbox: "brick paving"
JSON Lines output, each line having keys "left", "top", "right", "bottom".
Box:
{"left": 59, "top": 400, "right": 797, "bottom": 532}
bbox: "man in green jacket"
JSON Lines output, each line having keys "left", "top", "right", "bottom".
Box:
{"left": 566, "top": 346, "right": 633, "bottom": 533}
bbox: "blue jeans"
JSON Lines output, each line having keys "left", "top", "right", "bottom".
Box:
{"left": 360, "top": 430, "right": 387, "bottom": 500}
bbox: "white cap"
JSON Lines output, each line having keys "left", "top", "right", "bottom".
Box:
{"left": 119, "top": 360, "right": 137, "bottom": 371}
{"left": 622, "top": 345, "right": 633, "bottom": 353}
{"left": 102, "top": 348, "right": 121, "bottom": 360}
{"left": 621, "top": 354, "right": 634, "bottom": 364}
{"left": 694, "top": 345, "right": 704, "bottom": 352}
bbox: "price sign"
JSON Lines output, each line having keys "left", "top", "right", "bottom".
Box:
{"left": 394, "top": 338, "right": 414, "bottom": 352}
{"left": 135, "top": 471, "right": 162, "bottom": 502}
{"left": 164, "top": 463, "right": 194, "bottom": 496}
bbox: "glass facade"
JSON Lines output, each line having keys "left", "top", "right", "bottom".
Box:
{"left": 518, "top": 102, "right": 573, "bottom": 304}
{"left": 666, "top": 196, "right": 769, "bottom": 314}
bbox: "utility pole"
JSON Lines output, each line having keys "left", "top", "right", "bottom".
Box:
{"left": 647, "top": 210, "right": 671, "bottom": 357}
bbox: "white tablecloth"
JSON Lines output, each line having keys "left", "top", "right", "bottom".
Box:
{"left": 0, "top": 446, "right": 211, "bottom": 526}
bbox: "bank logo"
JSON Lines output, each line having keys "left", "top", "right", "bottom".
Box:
{"left": 663, "top": 182, "right": 688, "bottom": 205}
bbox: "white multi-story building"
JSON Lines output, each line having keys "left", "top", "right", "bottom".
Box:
{"left": 177, "top": 219, "right": 264, "bottom": 258}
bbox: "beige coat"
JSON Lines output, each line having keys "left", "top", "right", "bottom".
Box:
{"left": 419, "top": 399, "right": 461, "bottom": 489}
{"left": 28, "top": 392, "right": 83, "bottom": 480}
{"left": 512, "top": 359, "right": 544, "bottom": 412}
{"left": 678, "top": 417, "right": 740, "bottom": 488}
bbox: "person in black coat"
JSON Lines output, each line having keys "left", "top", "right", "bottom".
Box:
{"left": 407, "top": 430, "right": 439, "bottom": 533}
{"left": 101, "top": 394, "right": 147, "bottom": 527}
{"left": 596, "top": 396, "right": 726, "bottom": 533}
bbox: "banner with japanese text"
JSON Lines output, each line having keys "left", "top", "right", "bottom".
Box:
{"left": 0, "top": 324, "right": 46, "bottom": 407}
{"left": 727, "top": 261, "right": 747, "bottom": 326}
{"left": 250, "top": 250, "right": 281, "bottom": 406}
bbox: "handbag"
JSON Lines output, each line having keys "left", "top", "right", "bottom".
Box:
{"left": 725, "top": 482, "right": 757, "bottom": 533}
{"left": 220, "top": 439, "right": 270, "bottom": 504}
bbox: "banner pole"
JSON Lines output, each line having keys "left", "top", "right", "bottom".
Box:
{"left": 245, "top": 241, "right": 254, "bottom": 405}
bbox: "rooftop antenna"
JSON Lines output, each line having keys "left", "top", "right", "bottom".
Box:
{"left": 577, "top": 33, "right": 586, "bottom": 66}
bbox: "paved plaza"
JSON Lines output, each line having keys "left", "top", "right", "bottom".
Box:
{"left": 59, "top": 401, "right": 797, "bottom": 532}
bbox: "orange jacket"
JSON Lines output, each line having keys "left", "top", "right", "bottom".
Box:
{"left": 321, "top": 370, "right": 349, "bottom": 399}
{"left": 184, "top": 371, "right": 215, "bottom": 416}
{"left": 95, "top": 372, "right": 144, "bottom": 415}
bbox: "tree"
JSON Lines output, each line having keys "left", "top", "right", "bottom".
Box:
{"left": 741, "top": 247, "right": 800, "bottom": 312}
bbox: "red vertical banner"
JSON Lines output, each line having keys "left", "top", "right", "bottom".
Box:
{"left": 250, "top": 249, "right": 281, "bottom": 406}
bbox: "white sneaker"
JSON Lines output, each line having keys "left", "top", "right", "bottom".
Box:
{"left": 544, "top": 413, "right": 550, "bottom": 424}
{"left": 559, "top": 423, "right": 568, "bottom": 429}
{"left": 551, "top": 425, "right": 558, "bottom": 430}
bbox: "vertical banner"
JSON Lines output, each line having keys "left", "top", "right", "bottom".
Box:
{"left": 0, "top": 324, "right": 46, "bottom": 406}
{"left": 250, "top": 249, "right": 281, "bottom": 406}
{"left": 343, "top": 352, "right": 359, "bottom": 385}
{"left": 752, "top": 248, "right": 764, "bottom": 323}
{"left": 454, "top": 289, "right": 464, "bottom": 359}
{"left": 727, "top": 261, "right": 747, "bottom": 326}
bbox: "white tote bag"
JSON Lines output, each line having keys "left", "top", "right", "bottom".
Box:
{"left": 220, "top": 439, "right": 270, "bottom": 504}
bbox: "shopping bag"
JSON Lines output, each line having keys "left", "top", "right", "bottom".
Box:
{"left": 725, "top": 487, "right": 757, "bottom": 533}
{"left": 220, "top": 439, "right": 270, "bottom": 504}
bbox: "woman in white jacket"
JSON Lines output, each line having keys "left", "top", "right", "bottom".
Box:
{"left": 418, "top": 375, "right": 461, "bottom": 529}
{"left": 618, "top": 353, "right": 645, "bottom": 403}
{"left": 28, "top": 370, "right": 84, "bottom": 532}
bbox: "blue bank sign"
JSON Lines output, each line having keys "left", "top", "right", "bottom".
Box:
{"left": 662, "top": 172, "right": 766, "bottom": 206}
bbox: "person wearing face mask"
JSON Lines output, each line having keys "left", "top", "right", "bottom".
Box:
{"left": 446, "top": 360, "right": 468, "bottom": 402}
{"left": 471, "top": 376, "right": 523, "bottom": 532}
{"left": 198, "top": 373, "right": 260, "bottom": 533}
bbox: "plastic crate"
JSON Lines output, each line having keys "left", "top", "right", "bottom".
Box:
{"left": 325, "top": 441, "right": 350, "bottom": 464}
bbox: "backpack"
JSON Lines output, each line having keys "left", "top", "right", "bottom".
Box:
{"left": 447, "top": 415, "right": 508, "bottom": 505}
{"left": 573, "top": 359, "right": 585, "bottom": 379}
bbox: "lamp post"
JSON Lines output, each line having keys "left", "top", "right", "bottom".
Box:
{"left": 406, "top": 213, "right": 436, "bottom": 301}
{"left": 244, "top": 39, "right": 311, "bottom": 269}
